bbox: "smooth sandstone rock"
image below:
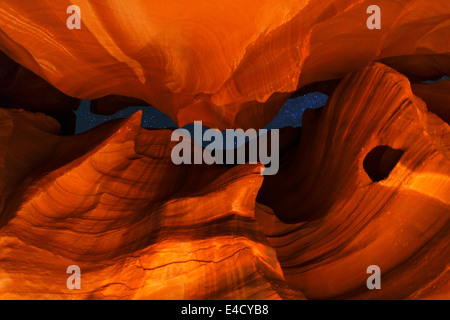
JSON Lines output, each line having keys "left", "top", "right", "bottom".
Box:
{"left": 1, "top": 1, "right": 449, "bottom": 129}
{"left": 0, "top": 1, "right": 448, "bottom": 301}
{"left": 0, "top": 109, "right": 304, "bottom": 299}
{"left": 0, "top": 61, "right": 448, "bottom": 299}
{"left": 412, "top": 80, "right": 450, "bottom": 125}
{"left": 256, "top": 63, "right": 450, "bottom": 299}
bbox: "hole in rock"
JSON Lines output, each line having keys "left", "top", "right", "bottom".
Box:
{"left": 363, "top": 145, "right": 404, "bottom": 182}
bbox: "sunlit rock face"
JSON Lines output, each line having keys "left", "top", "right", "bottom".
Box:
{"left": 0, "top": 109, "right": 305, "bottom": 299}
{"left": 0, "top": 62, "right": 447, "bottom": 300}
{"left": 256, "top": 63, "right": 450, "bottom": 299}
{"left": 0, "top": 1, "right": 449, "bottom": 301}
{"left": 1, "top": 0, "right": 449, "bottom": 129}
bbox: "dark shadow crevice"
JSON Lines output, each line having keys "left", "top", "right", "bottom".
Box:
{"left": 363, "top": 145, "right": 405, "bottom": 182}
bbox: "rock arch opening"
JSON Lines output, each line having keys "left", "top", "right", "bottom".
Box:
{"left": 363, "top": 145, "right": 404, "bottom": 182}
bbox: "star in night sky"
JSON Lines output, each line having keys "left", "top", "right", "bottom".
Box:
{"left": 74, "top": 101, "right": 177, "bottom": 134}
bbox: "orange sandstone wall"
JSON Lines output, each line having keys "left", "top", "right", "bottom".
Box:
{"left": 256, "top": 63, "right": 450, "bottom": 299}
{"left": 1, "top": 0, "right": 449, "bottom": 129}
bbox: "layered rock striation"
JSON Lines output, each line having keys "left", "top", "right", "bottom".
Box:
{"left": 1, "top": 0, "right": 449, "bottom": 129}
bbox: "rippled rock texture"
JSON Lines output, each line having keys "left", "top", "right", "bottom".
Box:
{"left": 1, "top": 0, "right": 449, "bottom": 129}
{"left": 257, "top": 63, "right": 449, "bottom": 299}
{"left": 0, "top": 1, "right": 449, "bottom": 300}
{"left": 0, "top": 110, "right": 305, "bottom": 299}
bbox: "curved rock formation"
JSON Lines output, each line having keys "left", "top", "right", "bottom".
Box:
{"left": 256, "top": 62, "right": 449, "bottom": 299}
{"left": 1, "top": 62, "right": 448, "bottom": 300}
{"left": 380, "top": 55, "right": 450, "bottom": 83}
{"left": 1, "top": 0, "right": 449, "bottom": 129}
{"left": 0, "top": 62, "right": 448, "bottom": 300}
{"left": 0, "top": 108, "right": 304, "bottom": 299}
{"left": 412, "top": 80, "right": 450, "bottom": 125}
{"left": 0, "top": 1, "right": 448, "bottom": 301}
{"left": 0, "top": 51, "right": 80, "bottom": 134}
